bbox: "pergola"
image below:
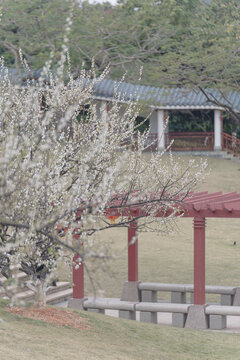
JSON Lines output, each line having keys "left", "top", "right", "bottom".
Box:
{"left": 71, "top": 191, "right": 240, "bottom": 305}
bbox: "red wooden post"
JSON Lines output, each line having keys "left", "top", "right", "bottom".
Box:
{"left": 72, "top": 253, "right": 84, "bottom": 299}
{"left": 128, "top": 220, "right": 138, "bottom": 282}
{"left": 72, "top": 230, "right": 84, "bottom": 299}
{"left": 193, "top": 217, "right": 206, "bottom": 305}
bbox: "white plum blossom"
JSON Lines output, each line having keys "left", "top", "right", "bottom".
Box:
{"left": 0, "top": 31, "right": 207, "bottom": 306}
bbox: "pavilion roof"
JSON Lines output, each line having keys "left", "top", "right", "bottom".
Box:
{"left": 90, "top": 78, "right": 240, "bottom": 112}
{"left": 3, "top": 68, "right": 240, "bottom": 112}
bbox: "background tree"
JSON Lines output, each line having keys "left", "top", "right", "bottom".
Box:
{"left": 0, "top": 0, "right": 70, "bottom": 69}
{"left": 0, "top": 0, "right": 203, "bottom": 82}
{"left": 1, "top": 0, "right": 239, "bottom": 94}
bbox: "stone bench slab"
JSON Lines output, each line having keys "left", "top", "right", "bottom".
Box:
{"left": 136, "top": 302, "right": 190, "bottom": 313}
{"left": 139, "top": 282, "right": 189, "bottom": 292}
{"left": 83, "top": 298, "right": 136, "bottom": 311}
{"left": 206, "top": 305, "right": 240, "bottom": 316}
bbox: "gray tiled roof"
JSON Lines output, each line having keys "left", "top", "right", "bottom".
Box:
{"left": 0, "top": 67, "right": 44, "bottom": 85}
{"left": 91, "top": 78, "right": 240, "bottom": 111}
{"left": 2, "top": 67, "right": 240, "bottom": 111}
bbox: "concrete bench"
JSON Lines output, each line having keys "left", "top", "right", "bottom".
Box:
{"left": 138, "top": 282, "right": 238, "bottom": 306}
{"left": 83, "top": 296, "right": 240, "bottom": 329}
{"left": 136, "top": 302, "right": 190, "bottom": 327}
{"left": 83, "top": 297, "right": 137, "bottom": 320}
{"left": 83, "top": 297, "right": 190, "bottom": 327}
{"left": 206, "top": 305, "right": 240, "bottom": 330}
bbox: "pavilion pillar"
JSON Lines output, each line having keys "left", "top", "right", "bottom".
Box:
{"left": 193, "top": 217, "right": 206, "bottom": 305}
{"left": 157, "top": 110, "right": 165, "bottom": 151}
{"left": 72, "top": 253, "right": 84, "bottom": 299}
{"left": 128, "top": 221, "right": 138, "bottom": 282}
{"left": 214, "top": 110, "right": 222, "bottom": 150}
{"left": 164, "top": 111, "right": 169, "bottom": 147}
{"left": 100, "top": 100, "right": 108, "bottom": 122}
{"left": 68, "top": 253, "right": 85, "bottom": 309}
{"left": 68, "top": 233, "right": 86, "bottom": 309}
{"left": 121, "top": 220, "right": 140, "bottom": 302}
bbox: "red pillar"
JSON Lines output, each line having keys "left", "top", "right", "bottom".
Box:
{"left": 72, "top": 253, "right": 84, "bottom": 299}
{"left": 128, "top": 221, "right": 138, "bottom": 282}
{"left": 193, "top": 217, "right": 206, "bottom": 305}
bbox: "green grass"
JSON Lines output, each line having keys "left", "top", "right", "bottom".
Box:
{"left": 1, "top": 305, "right": 240, "bottom": 360}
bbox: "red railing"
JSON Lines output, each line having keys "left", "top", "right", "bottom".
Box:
{"left": 167, "top": 132, "right": 214, "bottom": 151}
{"left": 130, "top": 132, "right": 240, "bottom": 154}
{"left": 128, "top": 133, "right": 158, "bottom": 151}
{"left": 222, "top": 132, "right": 240, "bottom": 157}
{"left": 141, "top": 132, "right": 214, "bottom": 151}
{"left": 144, "top": 133, "right": 158, "bottom": 151}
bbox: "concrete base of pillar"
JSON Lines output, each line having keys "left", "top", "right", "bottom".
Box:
{"left": 121, "top": 281, "right": 140, "bottom": 302}
{"left": 214, "top": 146, "right": 222, "bottom": 151}
{"left": 233, "top": 288, "right": 240, "bottom": 306}
{"left": 119, "top": 310, "right": 136, "bottom": 320}
{"left": 67, "top": 297, "right": 87, "bottom": 310}
{"left": 140, "top": 311, "right": 157, "bottom": 324}
{"left": 172, "top": 313, "right": 187, "bottom": 328}
{"left": 209, "top": 315, "right": 226, "bottom": 330}
{"left": 185, "top": 305, "right": 208, "bottom": 329}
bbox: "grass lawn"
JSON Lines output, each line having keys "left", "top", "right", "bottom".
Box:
{"left": 1, "top": 304, "right": 240, "bottom": 360}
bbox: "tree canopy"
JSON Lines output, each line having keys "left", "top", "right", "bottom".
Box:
{"left": 0, "top": 0, "right": 239, "bottom": 91}
{"left": 0, "top": 0, "right": 240, "bottom": 134}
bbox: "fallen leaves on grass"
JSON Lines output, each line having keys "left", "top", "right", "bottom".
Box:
{"left": 4, "top": 306, "right": 92, "bottom": 330}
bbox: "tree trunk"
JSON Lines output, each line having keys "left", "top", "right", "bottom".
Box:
{"left": 35, "top": 279, "right": 47, "bottom": 308}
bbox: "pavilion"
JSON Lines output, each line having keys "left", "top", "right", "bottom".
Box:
{"left": 90, "top": 79, "right": 240, "bottom": 154}
{"left": 3, "top": 67, "right": 240, "bottom": 154}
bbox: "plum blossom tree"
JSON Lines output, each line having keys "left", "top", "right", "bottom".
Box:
{"left": 0, "top": 17, "right": 207, "bottom": 307}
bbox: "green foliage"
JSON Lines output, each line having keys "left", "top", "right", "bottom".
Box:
{"left": 1, "top": 0, "right": 240, "bottom": 109}
{"left": 0, "top": 0, "right": 70, "bottom": 68}
{"left": 223, "top": 116, "right": 240, "bottom": 138}
{"left": 134, "top": 116, "right": 149, "bottom": 133}
{"left": 169, "top": 110, "right": 214, "bottom": 133}
{"left": 169, "top": 111, "right": 240, "bottom": 137}
{"left": 76, "top": 105, "right": 90, "bottom": 123}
